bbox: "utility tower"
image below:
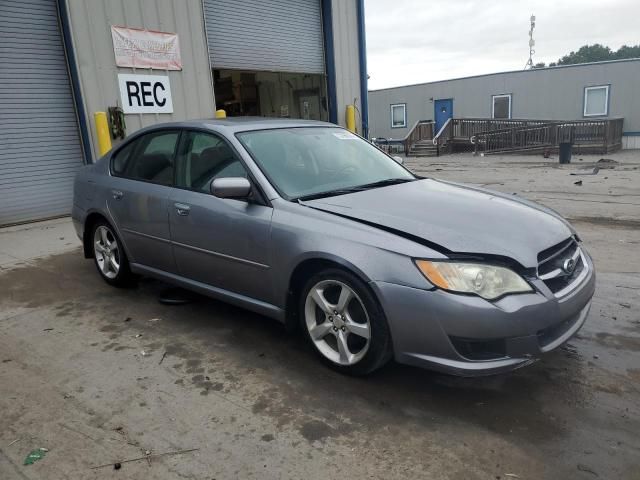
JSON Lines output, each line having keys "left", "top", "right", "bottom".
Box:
{"left": 525, "top": 15, "right": 536, "bottom": 69}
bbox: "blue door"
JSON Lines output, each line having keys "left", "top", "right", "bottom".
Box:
{"left": 434, "top": 99, "right": 453, "bottom": 133}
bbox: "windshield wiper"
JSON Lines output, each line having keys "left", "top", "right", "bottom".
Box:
{"left": 295, "top": 178, "right": 416, "bottom": 202}
{"left": 349, "top": 177, "right": 416, "bottom": 191}
{"left": 295, "top": 188, "right": 360, "bottom": 202}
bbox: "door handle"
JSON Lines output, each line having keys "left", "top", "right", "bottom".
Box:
{"left": 174, "top": 203, "right": 191, "bottom": 216}
{"left": 111, "top": 190, "right": 123, "bottom": 200}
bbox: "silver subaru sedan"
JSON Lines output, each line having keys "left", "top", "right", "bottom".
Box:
{"left": 72, "top": 118, "right": 595, "bottom": 376}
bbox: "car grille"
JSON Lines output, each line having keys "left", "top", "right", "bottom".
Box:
{"left": 537, "top": 237, "right": 586, "bottom": 296}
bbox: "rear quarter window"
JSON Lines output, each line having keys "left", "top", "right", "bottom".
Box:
{"left": 111, "top": 140, "right": 137, "bottom": 175}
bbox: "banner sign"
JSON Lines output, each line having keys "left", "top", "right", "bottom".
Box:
{"left": 118, "top": 74, "right": 174, "bottom": 114}
{"left": 111, "top": 26, "right": 182, "bottom": 70}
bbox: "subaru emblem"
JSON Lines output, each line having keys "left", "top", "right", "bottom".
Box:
{"left": 563, "top": 258, "right": 576, "bottom": 274}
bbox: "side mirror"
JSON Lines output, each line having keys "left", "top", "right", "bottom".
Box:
{"left": 392, "top": 156, "right": 404, "bottom": 165}
{"left": 211, "top": 177, "right": 251, "bottom": 199}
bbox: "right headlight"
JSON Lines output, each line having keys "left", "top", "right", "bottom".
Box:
{"left": 415, "top": 260, "right": 533, "bottom": 300}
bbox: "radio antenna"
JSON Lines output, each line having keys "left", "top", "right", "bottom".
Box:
{"left": 525, "top": 15, "right": 536, "bottom": 69}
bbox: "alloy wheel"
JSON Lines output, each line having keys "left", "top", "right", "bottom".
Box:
{"left": 304, "top": 280, "right": 371, "bottom": 365}
{"left": 93, "top": 225, "right": 120, "bottom": 279}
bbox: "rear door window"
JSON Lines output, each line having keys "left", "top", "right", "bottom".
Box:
{"left": 114, "top": 131, "right": 180, "bottom": 186}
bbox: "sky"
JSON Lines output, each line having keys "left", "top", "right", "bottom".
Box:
{"left": 364, "top": 0, "right": 640, "bottom": 90}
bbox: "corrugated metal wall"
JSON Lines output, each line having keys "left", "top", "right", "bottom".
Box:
{"left": 369, "top": 59, "right": 640, "bottom": 140}
{"left": 64, "top": 0, "right": 215, "bottom": 159}
{"left": 331, "top": 0, "right": 362, "bottom": 132}
{"left": 0, "top": 0, "right": 85, "bottom": 226}
{"left": 204, "top": 0, "right": 325, "bottom": 74}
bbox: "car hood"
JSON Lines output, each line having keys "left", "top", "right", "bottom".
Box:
{"left": 302, "top": 179, "right": 573, "bottom": 268}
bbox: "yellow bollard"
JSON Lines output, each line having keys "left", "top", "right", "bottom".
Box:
{"left": 215, "top": 109, "right": 227, "bottom": 119}
{"left": 94, "top": 112, "right": 112, "bottom": 156}
{"left": 346, "top": 104, "right": 356, "bottom": 133}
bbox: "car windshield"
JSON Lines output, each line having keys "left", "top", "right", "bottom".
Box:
{"left": 236, "top": 127, "right": 415, "bottom": 200}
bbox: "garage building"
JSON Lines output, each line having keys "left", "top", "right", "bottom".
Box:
{"left": 0, "top": 0, "right": 368, "bottom": 226}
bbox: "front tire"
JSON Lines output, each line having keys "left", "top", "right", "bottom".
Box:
{"left": 299, "top": 268, "right": 393, "bottom": 375}
{"left": 91, "top": 221, "right": 132, "bottom": 287}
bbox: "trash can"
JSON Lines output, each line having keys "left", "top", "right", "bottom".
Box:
{"left": 559, "top": 142, "right": 572, "bottom": 164}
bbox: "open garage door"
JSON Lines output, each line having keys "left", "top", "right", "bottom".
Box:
{"left": 0, "top": 0, "right": 85, "bottom": 226}
{"left": 203, "top": 0, "right": 328, "bottom": 121}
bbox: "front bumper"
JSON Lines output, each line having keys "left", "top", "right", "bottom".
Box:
{"left": 371, "top": 251, "right": 596, "bottom": 376}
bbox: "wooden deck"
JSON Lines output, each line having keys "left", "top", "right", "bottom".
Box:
{"left": 390, "top": 117, "right": 625, "bottom": 157}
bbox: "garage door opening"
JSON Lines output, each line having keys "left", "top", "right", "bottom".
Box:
{"left": 213, "top": 69, "right": 328, "bottom": 121}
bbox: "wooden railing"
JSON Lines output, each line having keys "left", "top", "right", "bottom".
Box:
{"left": 432, "top": 117, "right": 453, "bottom": 154}
{"left": 452, "top": 118, "right": 551, "bottom": 141}
{"left": 403, "top": 120, "right": 434, "bottom": 153}
{"left": 472, "top": 118, "right": 624, "bottom": 154}
{"left": 372, "top": 120, "right": 434, "bottom": 154}
{"left": 375, "top": 117, "right": 623, "bottom": 156}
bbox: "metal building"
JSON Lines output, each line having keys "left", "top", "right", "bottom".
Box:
{"left": 369, "top": 59, "right": 640, "bottom": 149}
{"left": 0, "top": 0, "right": 369, "bottom": 226}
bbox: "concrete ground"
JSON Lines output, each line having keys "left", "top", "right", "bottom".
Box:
{"left": 1, "top": 151, "right": 639, "bottom": 479}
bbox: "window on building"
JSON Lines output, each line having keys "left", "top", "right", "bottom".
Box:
{"left": 492, "top": 94, "right": 512, "bottom": 119}
{"left": 390, "top": 103, "right": 407, "bottom": 128}
{"left": 583, "top": 85, "right": 609, "bottom": 117}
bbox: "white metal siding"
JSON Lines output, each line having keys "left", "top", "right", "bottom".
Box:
{"left": 65, "top": 0, "right": 216, "bottom": 158}
{"left": 331, "top": 0, "right": 362, "bottom": 131}
{"left": 0, "top": 0, "right": 84, "bottom": 226}
{"left": 203, "top": 0, "right": 325, "bottom": 74}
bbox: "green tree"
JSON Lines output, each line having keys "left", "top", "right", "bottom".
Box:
{"left": 615, "top": 44, "right": 640, "bottom": 59}
{"left": 556, "top": 44, "right": 613, "bottom": 65}
{"left": 532, "top": 43, "right": 640, "bottom": 68}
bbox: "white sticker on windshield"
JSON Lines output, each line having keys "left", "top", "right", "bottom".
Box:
{"left": 333, "top": 131, "right": 358, "bottom": 140}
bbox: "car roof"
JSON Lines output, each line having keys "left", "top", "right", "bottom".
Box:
{"left": 133, "top": 117, "right": 337, "bottom": 135}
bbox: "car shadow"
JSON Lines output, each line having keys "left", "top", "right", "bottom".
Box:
{"left": 126, "top": 274, "right": 589, "bottom": 445}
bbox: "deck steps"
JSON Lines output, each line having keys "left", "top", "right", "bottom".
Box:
{"left": 407, "top": 140, "right": 439, "bottom": 157}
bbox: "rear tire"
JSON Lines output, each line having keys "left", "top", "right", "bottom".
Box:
{"left": 91, "top": 220, "right": 132, "bottom": 287}
{"left": 299, "top": 268, "right": 393, "bottom": 375}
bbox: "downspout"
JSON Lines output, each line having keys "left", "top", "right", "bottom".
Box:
{"left": 321, "top": 0, "right": 338, "bottom": 124}
{"left": 56, "top": 0, "right": 93, "bottom": 164}
{"left": 356, "top": 0, "right": 369, "bottom": 138}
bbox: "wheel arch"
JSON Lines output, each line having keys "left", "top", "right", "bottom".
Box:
{"left": 284, "top": 253, "right": 375, "bottom": 332}
{"left": 83, "top": 212, "right": 109, "bottom": 258}
{"left": 82, "top": 210, "right": 129, "bottom": 260}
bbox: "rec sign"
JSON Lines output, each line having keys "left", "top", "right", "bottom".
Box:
{"left": 117, "top": 74, "right": 174, "bottom": 114}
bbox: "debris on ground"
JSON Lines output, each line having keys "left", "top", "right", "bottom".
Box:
{"left": 43, "top": 328, "right": 54, "bottom": 331}
{"left": 570, "top": 167, "right": 599, "bottom": 176}
{"left": 124, "top": 317, "right": 131, "bottom": 322}
{"left": 90, "top": 448, "right": 199, "bottom": 470}
{"left": 597, "top": 158, "right": 618, "bottom": 164}
{"left": 140, "top": 350, "right": 150, "bottom": 357}
{"left": 24, "top": 448, "right": 48, "bottom": 465}
{"left": 504, "top": 474, "right": 520, "bottom": 479}
{"left": 135, "top": 334, "right": 143, "bottom": 338}
{"left": 7, "top": 438, "right": 21, "bottom": 447}
{"left": 159, "top": 351, "right": 167, "bottom": 365}
{"left": 619, "top": 303, "right": 631, "bottom": 308}
{"left": 574, "top": 180, "right": 583, "bottom": 186}
{"left": 148, "top": 318, "right": 161, "bottom": 323}
{"left": 577, "top": 463, "right": 599, "bottom": 476}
